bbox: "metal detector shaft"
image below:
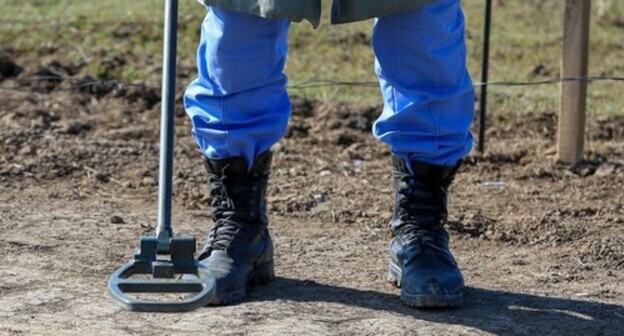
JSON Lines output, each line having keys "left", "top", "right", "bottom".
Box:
{"left": 157, "top": 0, "right": 179, "bottom": 250}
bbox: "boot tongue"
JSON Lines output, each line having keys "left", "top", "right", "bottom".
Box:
{"left": 203, "top": 156, "right": 248, "bottom": 177}
{"left": 392, "top": 155, "right": 461, "bottom": 184}
{"left": 203, "top": 151, "right": 273, "bottom": 180}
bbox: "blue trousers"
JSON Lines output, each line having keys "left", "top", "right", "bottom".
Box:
{"left": 184, "top": 0, "right": 474, "bottom": 169}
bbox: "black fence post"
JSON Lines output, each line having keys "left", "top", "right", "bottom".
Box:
{"left": 478, "top": 0, "right": 493, "bottom": 153}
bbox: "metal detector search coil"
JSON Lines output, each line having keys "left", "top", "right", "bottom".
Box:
{"left": 108, "top": 236, "right": 216, "bottom": 312}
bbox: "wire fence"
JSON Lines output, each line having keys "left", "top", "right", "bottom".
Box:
{"left": 1, "top": 3, "right": 623, "bottom": 162}
{"left": 2, "top": 75, "right": 624, "bottom": 93}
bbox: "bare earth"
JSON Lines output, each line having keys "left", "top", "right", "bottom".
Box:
{"left": 1, "top": 56, "right": 623, "bottom": 335}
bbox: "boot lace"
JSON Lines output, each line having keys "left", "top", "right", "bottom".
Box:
{"left": 199, "top": 174, "right": 244, "bottom": 258}
{"left": 395, "top": 173, "right": 450, "bottom": 253}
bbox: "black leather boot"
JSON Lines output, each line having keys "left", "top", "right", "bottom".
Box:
{"left": 388, "top": 155, "right": 464, "bottom": 308}
{"left": 198, "top": 151, "right": 275, "bottom": 305}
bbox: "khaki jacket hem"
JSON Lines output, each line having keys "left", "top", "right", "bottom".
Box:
{"left": 197, "top": 0, "right": 435, "bottom": 28}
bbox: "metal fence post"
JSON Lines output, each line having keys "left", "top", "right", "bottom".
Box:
{"left": 478, "top": 0, "right": 493, "bottom": 153}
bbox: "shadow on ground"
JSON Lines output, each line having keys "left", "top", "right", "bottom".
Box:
{"left": 249, "top": 277, "right": 624, "bottom": 335}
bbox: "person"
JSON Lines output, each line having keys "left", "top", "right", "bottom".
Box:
{"left": 184, "top": 0, "right": 474, "bottom": 308}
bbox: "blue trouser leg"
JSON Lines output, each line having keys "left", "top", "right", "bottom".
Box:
{"left": 372, "top": 0, "right": 475, "bottom": 167}
{"left": 184, "top": 7, "right": 291, "bottom": 168}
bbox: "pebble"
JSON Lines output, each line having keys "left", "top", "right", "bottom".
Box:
{"left": 314, "top": 193, "right": 327, "bottom": 203}
{"left": 482, "top": 181, "right": 506, "bottom": 188}
{"left": 19, "top": 145, "right": 36, "bottom": 156}
{"left": 66, "top": 124, "right": 84, "bottom": 135}
{"left": 66, "top": 123, "right": 92, "bottom": 135}
{"left": 595, "top": 163, "right": 617, "bottom": 176}
{"left": 111, "top": 216, "right": 125, "bottom": 224}
{"left": 141, "top": 177, "right": 155, "bottom": 186}
{"left": 320, "top": 170, "right": 332, "bottom": 177}
{"left": 96, "top": 173, "right": 111, "bottom": 183}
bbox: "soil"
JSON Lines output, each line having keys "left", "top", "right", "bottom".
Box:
{"left": 1, "top": 53, "right": 623, "bottom": 336}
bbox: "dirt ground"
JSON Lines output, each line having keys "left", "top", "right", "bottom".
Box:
{"left": 1, "top": 54, "right": 623, "bottom": 336}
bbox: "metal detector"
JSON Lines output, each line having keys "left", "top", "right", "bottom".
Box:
{"left": 108, "top": 0, "right": 216, "bottom": 312}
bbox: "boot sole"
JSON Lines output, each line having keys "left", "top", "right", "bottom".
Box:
{"left": 208, "top": 260, "right": 275, "bottom": 306}
{"left": 389, "top": 261, "right": 463, "bottom": 308}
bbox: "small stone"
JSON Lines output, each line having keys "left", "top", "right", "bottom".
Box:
{"left": 579, "top": 168, "right": 595, "bottom": 177}
{"left": 141, "top": 177, "right": 155, "bottom": 186}
{"left": 482, "top": 181, "right": 506, "bottom": 188}
{"left": 66, "top": 123, "right": 92, "bottom": 135}
{"left": 595, "top": 164, "right": 616, "bottom": 176}
{"left": 66, "top": 124, "right": 82, "bottom": 135}
{"left": 111, "top": 216, "right": 125, "bottom": 224}
{"left": 95, "top": 173, "right": 110, "bottom": 183}
{"left": 313, "top": 193, "right": 327, "bottom": 203}
{"left": 320, "top": 170, "right": 332, "bottom": 177}
{"left": 19, "top": 145, "right": 36, "bottom": 156}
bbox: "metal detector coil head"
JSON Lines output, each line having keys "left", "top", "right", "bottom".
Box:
{"left": 108, "top": 236, "right": 216, "bottom": 312}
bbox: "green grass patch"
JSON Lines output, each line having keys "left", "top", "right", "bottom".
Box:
{"left": 1, "top": 0, "right": 623, "bottom": 114}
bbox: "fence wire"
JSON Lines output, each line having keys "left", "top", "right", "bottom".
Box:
{"left": 1, "top": 75, "right": 623, "bottom": 93}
